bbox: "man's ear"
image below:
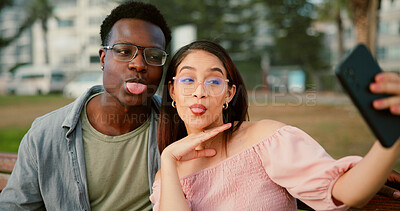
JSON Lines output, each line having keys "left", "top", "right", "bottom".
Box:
{"left": 99, "top": 48, "right": 105, "bottom": 71}
{"left": 226, "top": 84, "right": 236, "bottom": 104}
{"left": 168, "top": 81, "right": 175, "bottom": 101}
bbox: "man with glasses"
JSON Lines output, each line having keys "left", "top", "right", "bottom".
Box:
{"left": 0, "top": 1, "right": 170, "bottom": 210}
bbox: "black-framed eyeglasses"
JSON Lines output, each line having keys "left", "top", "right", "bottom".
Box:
{"left": 103, "top": 43, "right": 168, "bottom": 66}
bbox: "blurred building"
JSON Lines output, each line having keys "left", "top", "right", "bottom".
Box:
{"left": 1, "top": 0, "right": 399, "bottom": 88}
{"left": 0, "top": 0, "right": 116, "bottom": 76}
{"left": 0, "top": 0, "right": 32, "bottom": 75}
{"left": 319, "top": 0, "right": 400, "bottom": 73}
{"left": 377, "top": 0, "right": 400, "bottom": 72}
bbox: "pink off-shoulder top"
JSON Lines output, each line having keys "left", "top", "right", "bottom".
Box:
{"left": 150, "top": 126, "right": 362, "bottom": 211}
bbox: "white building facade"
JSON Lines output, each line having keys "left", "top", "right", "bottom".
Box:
{"left": 320, "top": 0, "right": 400, "bottom": 73}
{"left": 377, "top": 0, "right": 400, "bottom": 72}
{"left": 0, "top": 0, "right": 116, "bottom": 76}
{"left": 0, "top": 0, "right": 32, "bottom": 74}
{"left": 1, "top": 0, "right": 399, "bottom": 89}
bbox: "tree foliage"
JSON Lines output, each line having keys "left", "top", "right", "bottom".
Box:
{"left": 0, "top": 0, "right": 12, "bottom": 12}
{"left": 264, "top": 0, "right": 328, "bottom": 73}
{"left": 0, "top": 0, "right": 55, "bottom": 64}
{"left": 316, "top": 0, "right": 348, "bottom": 60}
{"left": 348, "top": 0, "right": 380, "bottom": 56}
{"left": 0, "top": 0, "right": 13, "bottom": 48}
{"left": 145, "top": 0, "right": 328, "bottom": 72}
{"left": 139, "top": 0, "right": 260, "bottom": 61}
{"left": 24, "top": 0, "right": 55, "bottom": 64}
{"left": 137, "top": 0, "right": 328, "bottom": 88}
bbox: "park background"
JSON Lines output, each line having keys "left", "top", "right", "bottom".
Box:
{"left": 0, "top": 0, "right": 400, "bottom": 170}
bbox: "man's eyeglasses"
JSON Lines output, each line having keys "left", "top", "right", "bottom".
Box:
{"left": 172, "top": 76, "right": 229, "bottom": 96}
{"left": 103, "top": 43, "right": 168, "bottom": 66}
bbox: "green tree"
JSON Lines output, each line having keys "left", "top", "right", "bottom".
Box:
{"left": 264, "top": 0, "right": 328, "bottom": 88}
{"left": 317, "top": 0, "right": 349, "bottom": 60}
{"left": 23, "top": 0, "right": 55, "bottom": 64}
{"left": 317, "top": 0, "right": 381, "bottom": 57}
{"left": 348, "top": 0, "right": 380, "bottom": 56}
{"left": 0, "top": 0, "right": 55, "bottom": 63}
{"left": 0, "top": 0, "right": 12, "bottom": 10}
{"left": 0, "top": 0, "right": 13, "bottom": 47}
{"left": 221, "top": 1, "right": 260, "bottom": 61}
{"left": 139, "top": 0, "right": 263, "bottom": 88}
{"left": 141, "top": 0, "right": 259, "bottom": 60}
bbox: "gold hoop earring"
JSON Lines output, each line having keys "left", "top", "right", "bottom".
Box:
{"left": 172, "top": 100, "right": 176, "bottom": 108}
{"left": 223, "top": 102, "right": 229, "bottom": 110}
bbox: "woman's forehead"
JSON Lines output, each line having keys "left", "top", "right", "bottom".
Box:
{"left": 178, "top": 50, "right": 226, "bottom": 76}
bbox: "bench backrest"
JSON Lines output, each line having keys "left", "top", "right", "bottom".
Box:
{"left": 0, "top": 153, "right": 18, "bottom": 192}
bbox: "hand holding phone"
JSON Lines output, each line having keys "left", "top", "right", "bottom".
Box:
{"left": 335, "top": 44, "right": 400, "bottom": 148}
{"left": 370, "top": 72, "right": 400, "bottom": 115}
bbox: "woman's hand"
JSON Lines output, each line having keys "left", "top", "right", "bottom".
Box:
{"left": 370, "top": 72, "right": 400, "bottom": 115}
{"left": 158, "top": 123, "right": 232, "bottom": 211}
{"left": 161, "top": 123, "right": 232, "bottom": 163}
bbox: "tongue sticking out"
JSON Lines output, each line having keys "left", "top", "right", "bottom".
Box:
{"left": 126, "top": 82, "right": 147, "bottom": 95}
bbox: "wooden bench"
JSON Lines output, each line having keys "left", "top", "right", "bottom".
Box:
{"left": 0, "top": 153, "right": 18, "bottom": 192}
{"left": 1, "top": 152, "right": 400, "bottom": 209}
{"left": 297, "top": 192, "right": 400, "bottom": 210}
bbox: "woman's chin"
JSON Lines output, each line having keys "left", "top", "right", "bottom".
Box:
{"left": 182, "top": 114, "right": 223, "bottom": 133}
{"left": 184, "top": 121, "right": 211, "bottom": 133}
{"left": 185, "top": 120, "right": 225, "bottom": 134}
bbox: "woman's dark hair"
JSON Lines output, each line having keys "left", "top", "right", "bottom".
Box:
{"left": 100, "top": 1, "right": 171, "bottom": 47}
{"left": 158, "top": 40, "right": 249, "bottom": 154}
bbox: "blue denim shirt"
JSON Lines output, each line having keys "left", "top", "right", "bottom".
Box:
{"left": 0, "top": 85, "right": 161, "bottom": 210}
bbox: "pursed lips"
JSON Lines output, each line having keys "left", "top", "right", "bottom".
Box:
{"left": 189, "top": 104, "right": 207, "bottom": 116}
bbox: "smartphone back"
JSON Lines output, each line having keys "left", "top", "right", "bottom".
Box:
{"left": 335, "top": 44, "right": 400, "bottom": 148}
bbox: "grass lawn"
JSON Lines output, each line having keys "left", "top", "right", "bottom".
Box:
{"left": 0, "top": 94, "right": 74, "bottom": 153}
{"left": 0, "top": 127, "right": 28, "bottom": 152}
{"left": 249, "top": 102, "right": 376, "bottom": 158}
{"left": 0, "top": 93, "right": 399, "bottom": 171}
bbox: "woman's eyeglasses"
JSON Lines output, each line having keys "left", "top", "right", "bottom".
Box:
{"left": 172, "top": 76, "right": 229, "bottom": 96}
{"left": 103, "top": 43, "right": 168, "bottom": 66}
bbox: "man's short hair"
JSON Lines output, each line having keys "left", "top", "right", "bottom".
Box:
{"left": 100, "top": 1, "right": 171, "bottom": 47}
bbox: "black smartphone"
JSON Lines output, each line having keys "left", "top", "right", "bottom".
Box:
{"left": 335, "top": 44, "right": 400, "bottom": 148}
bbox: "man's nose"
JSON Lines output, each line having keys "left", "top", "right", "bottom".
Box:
{"left": 128, "top": 52, "right": 147, "bottom": 72}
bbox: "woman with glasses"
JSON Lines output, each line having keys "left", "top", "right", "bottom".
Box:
{"left": 150, "top": 40, "right": 400, "bottom": 210}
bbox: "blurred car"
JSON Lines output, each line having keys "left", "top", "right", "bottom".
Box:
{"left": 6, "top": 65, "right": 67, "bottom": 95}
{"left": 63, "top": 71, "right": 103, "bottom": 98}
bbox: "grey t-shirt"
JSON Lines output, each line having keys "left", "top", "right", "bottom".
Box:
{"left": 81, "top": 94, "right": 152, "bottom": 211}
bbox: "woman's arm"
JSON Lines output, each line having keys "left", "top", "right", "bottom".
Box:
{"left": 332, "top": 139, "right": 400, "bottom": 208}
{"left": 158, "top": 123, "right": 231, "bottom": 211}
{"left": 159, "top": 155, "right": 190, "bottom": 211}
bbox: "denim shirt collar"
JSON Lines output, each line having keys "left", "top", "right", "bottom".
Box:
{"left": 62, "top": 85, "right": 105, "bottom": 137}
{"left": 61, "top": 85, "right": 161, "bottom": 137}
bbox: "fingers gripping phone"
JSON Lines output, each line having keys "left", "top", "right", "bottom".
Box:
{"left": 335, "top": 44, "right": 400, "bottom": 148}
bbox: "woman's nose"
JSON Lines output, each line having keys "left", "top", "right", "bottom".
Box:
{"left": 192, "top": 82, "right": 207, "bottom": 98}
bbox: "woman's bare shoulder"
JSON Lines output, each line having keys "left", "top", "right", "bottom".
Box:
{"left": 253, "top": 119, "right": 286, "bottom": 130}
{"left": 232, "top": 120, "right": 287, "bottom": 147}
